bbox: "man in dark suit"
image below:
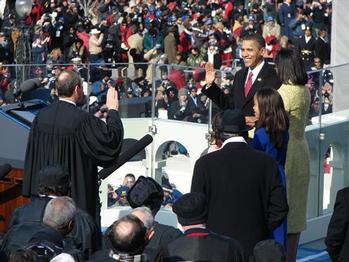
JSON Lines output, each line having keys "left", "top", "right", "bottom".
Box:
{"left": 315, "top": 27, "right": 331, "bottom": 65}
{"left": 158, "top": 192, "right": 246, "bottom": 261}
{"left": 202, "top": 34, "right": 281, "bottom": 126}
{"left": 191, "top": 109, "right": 288, "bottom": 256}
{"left": 325, "top": 187, "right": 349, "bottom": 261}
{"left": 23, "top": 70, "right": 124, "bottom": 229}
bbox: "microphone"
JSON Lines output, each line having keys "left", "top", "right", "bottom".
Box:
{"left": 0, "top": 163, "right": 12, "bottom": 180}
{"left": 14, "top": 78, "right": 42, "bottom": 98}
{"left": 98, "top": 134, "right": 153, "bottom": 180}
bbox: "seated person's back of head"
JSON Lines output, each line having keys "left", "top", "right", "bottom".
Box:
{"left": 108, "top": 215, "right": 148, "bottom": 257}
{"left": 43, "top": 196, "right": 76, "bottom": 236}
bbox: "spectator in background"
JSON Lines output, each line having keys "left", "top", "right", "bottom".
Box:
{"left": 279, "top": 0, "right": 296, "bottom": 40}
{"left": 242, "top": 15, "right": 262, "bottom": 38}
{"left": 161, "top": 175, "right": 183, "bottom": 208}
{"left": 315, "top": 27, "right": 331, "bottom": 65}
{"left": 0, "top": 32, "right": 13, "bottom": 63}
{"left": 127, "top": 25, "right": 144, "bottom": 79}
{"left": 113, "top": 174, "right": 136, "bottom": 206}
{"left": 187, "top": 46, "right": 204, "bottom": 67}
{"left": 89, "top": 28, "right": 104, "bottom": 64}
{"left": 67, "top": 38, "right": 86, "bottom": 63}
{"left": 297, "top": 26, "right": 316, "bottom": 71}
{"left": 263, "top": 16, "right": 281, "bottom": 41}
{"left": 167, "top": 88, "right": 192, "bottom": 121}
{"left": 164, "top": 26, "right": 178, "bottom": 64}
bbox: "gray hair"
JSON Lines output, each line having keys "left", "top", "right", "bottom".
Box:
{"left": 130, "top": 206, "right": 154, "bottom": 231}
{"left": 43, "top": 196, "right": 76, "bottom": 232}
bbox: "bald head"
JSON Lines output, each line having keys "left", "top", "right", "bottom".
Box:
{"left": 108, "top": 215, "right": 147, "bottom": 255}
{"left": 43, "top": 196, "right": 76, "bottom": 235}
{"left": 130, "top": 207, "right": 154, "bottom": 231}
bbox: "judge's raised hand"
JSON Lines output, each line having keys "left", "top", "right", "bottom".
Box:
{"left": 106, "top": 87, "right": 119, "bottom": 111}
{"left": 205, "top": 62, "right": 216, "bottom": 87}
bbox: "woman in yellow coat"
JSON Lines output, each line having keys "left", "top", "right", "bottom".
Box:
{"left": 275, "top": 48, "right": 311, "bottom": 262}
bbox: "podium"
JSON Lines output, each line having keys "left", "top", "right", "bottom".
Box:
{"left": 0, "top": 100, "right": 47, "bottom": 233}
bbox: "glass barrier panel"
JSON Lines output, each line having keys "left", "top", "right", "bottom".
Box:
{"left": 318, "top": 63, "right": 349, "bottom": 216}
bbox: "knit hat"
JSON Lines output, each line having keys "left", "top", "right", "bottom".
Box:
{"left": 178, "top": 88, "right": 188, "bottom": 97}
{"left": 173, "top": 192, "right": 208, "bottom": 226}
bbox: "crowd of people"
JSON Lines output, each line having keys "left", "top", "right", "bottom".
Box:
{"left": 0, "top": 0, "right": 343, "bottom": 261}
{"left": 0, "top": 0, "right": 334, "bottom": 123}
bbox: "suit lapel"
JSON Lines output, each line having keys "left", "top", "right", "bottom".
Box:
{"left": 243, "top": 63, "right": 268, "bottom": 106}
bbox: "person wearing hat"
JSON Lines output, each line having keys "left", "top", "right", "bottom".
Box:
{"left": 241, "top": 15, "right": 262, "bottom": 38}
{"left": 187, "top": 46, "right": 204, "bottom": 67}
{"left": 279, "top": 0, "right": 296, "bottom": 40}
{"left": 296, "top": 25, "right": 316, "bottom": 71}
{"left": 191, "top": 109, "right": 288, "bottom": 257}
{"left": 262, "top": 16, "right": 281, "bottom": 41}
{"left": 8, "top": 165, "right": 102, "bottom": 260}
{"left": 158, "top": 192, "right": 246, "bottom": 261}
{"left": 125, "top": 176, "right": 182, "bottom": 261}
{"left": 167, "top": 88, "right": 192, "bottom": 120}
{"left": 89, "top": 28, "right": 104, "bottom": 64}
{"left": 314, "top": 26, "right": 331, "bottom": 66}
{"left": 202, "top": 33, "right": 281, "bottom": 127}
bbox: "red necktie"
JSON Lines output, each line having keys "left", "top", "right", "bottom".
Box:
{"left": 244, "top": 71, "right": 253, "bottom": 97}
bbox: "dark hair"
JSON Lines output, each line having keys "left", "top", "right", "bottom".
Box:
{"left": 38, "top": 184, "right": 69, "bottom": 196}
{"left": 108, "top": 214, "right": 147, "bottom": 255}
{"left": 125, "top": 173, "right": 136, "bottom": 181}
{"left": 9, "top": 249, "right": 38, "bottom": 262}
{"left": 56, "top": 70, "right": 82, "bottom": 97}
{"left": 37, "top": 165, "right": 70, "bottom": 196}
{"left": 275, "top": 48, "right": 308, "bottom": 85}
{"left": 242, "top": 34, "right": 266, "bottom": 49}
{"left": 255, "top": 88, "right": 289, "bottom": 148}
{"left": 211, "top": 111, "right": 224, "bottom": 147}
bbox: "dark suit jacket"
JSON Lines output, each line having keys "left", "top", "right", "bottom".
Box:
{"left": 202, "top": 62, "right": 281, "bottom": 116}
{"left": 325, "top": 188, "right": 349, "bottom": 262}
{"left": 191, "top": 141, "right": 288, "bottom": 256}
{"left": 145, "top": 222, "right": 182, "bottom": 261}
{"left": 9, "top": 196, "right": 101, "bottom": 259}
{"left": 157, "top": 227, "right": 246, "bottom": 262}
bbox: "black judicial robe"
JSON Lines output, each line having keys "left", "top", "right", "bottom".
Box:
{"left": 23, "top": 101, "right": 124, "bottom": 226}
